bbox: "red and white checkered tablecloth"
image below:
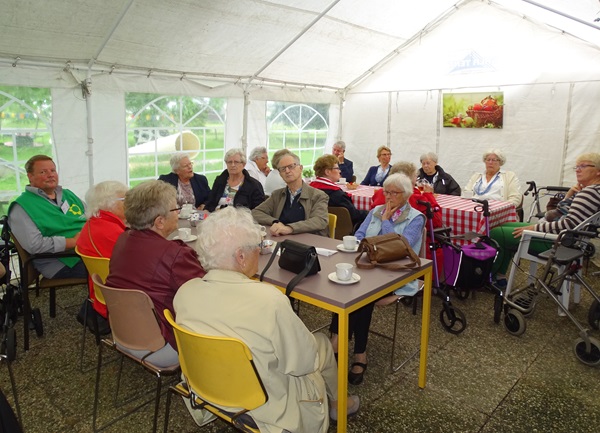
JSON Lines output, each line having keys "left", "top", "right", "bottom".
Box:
{"left": 435, "top": 194, "right": 517, "bottom": 244}
{"left": 340, "top": 185, "right": 379, "bottom": 211}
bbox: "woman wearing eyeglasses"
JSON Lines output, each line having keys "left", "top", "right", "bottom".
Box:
{"left": 329, "top": 173, "right": 425, "bottom": 385}
{"left": 464, "top": 149, "right": 522, "bottom": 207}
{"left": 158, "top": 154, "right": 210, "bottom": 209}
{"left": 360, "top": 146, "right": 392, "bottom": 186}
{"left": 205, "top": 148, "right": 265, "bottom": 212}
{"left": 490, "top": 152, "right": 600, "bottom": 287}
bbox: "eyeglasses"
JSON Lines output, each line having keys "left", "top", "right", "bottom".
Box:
{"left": 485, "top": 158, "right": 500, "bottom": 162}
{"left": 574, "top": 164, "right": 596, "bottom": 170}
{"left": 226, "top": 160, "right": 244, "bottom": 166}
{"left": 169, "top": 207, "right": 182, "bottom": 213}
{"left": 379, "top": 153, "right": 392, "bottom": 157}
{"left": 383, "top": 190, "right": 403, "bottom": 197}
{"left": 330, "top": 166, "right": 341, "bottom": 171}
{"left": 277, "top": 163, "right": 299, "bottom": 173}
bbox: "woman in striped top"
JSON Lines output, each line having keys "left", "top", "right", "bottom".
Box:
{"left": 490, "top": 152, "right": 600, "bottom": 286}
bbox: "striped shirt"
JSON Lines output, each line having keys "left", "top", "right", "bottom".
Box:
{"left": 535, "top": 184, "right": 600, "bottom": 233}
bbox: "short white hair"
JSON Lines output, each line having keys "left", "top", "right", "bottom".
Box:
{"left": 333, "top": 140, "right": 346, "bottom": 151}
{"left": 383, "top": 173, "right": 413, "bottom": 200}
{"left": 224, "top": 148, "right": 247, "bottom": 164}
{"left": 483, "top": 149, "right": 506, "bottom": 166}
{"left": 195, "top": 207, "right": 261, "bottom": 271}
{"left": 169, "top": 153, "right": 191, "bottom": 171}
{"left": 248, "top": 146, "right": 267, "bottom": 161}
{"left": 420, "top": 152, "right": 438, "bottom": 163}
{"left": 85, "top": 181, "right": 128, "bottom": 218}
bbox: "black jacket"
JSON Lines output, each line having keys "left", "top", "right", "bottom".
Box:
{"left": 417, "top": 165, "right": 461, "bottom": 196}
{"left": 205, "top": 169, "right": 265, "bottom": 212}
{"left": 158, "top": 172, "right": 210, "bottom": 208}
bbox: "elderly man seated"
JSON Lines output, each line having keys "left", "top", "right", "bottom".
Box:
{"left": 174, "top": 206, "right": 359, "bottom": 432}
{"left": 8, "top": 155, "right": 86, "bottom": 279}
{"left": 252, "top": 151, "right": 329, "bottom": 237}
{"left": 245, "top": 146, "right": 271, "bottom": 188}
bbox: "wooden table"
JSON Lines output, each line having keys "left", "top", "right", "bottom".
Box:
{"left": 435, "top": 194, "right": 517, "bottom": 244}
{"left": 173, "top": 222, "right": 433, "bottom": 433}
{"left": 257, "top": 233, "right": 432, "bottom": 433}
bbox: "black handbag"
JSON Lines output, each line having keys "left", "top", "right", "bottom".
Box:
{"left": 259, "top": 239, "right": 321, "bottom": 296}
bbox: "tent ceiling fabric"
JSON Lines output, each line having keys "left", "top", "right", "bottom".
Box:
{"left": 0, "top": 0, "right": 599, "bottom": 90}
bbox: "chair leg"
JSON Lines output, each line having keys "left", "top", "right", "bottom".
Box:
{"left": 152, "top": 375, "right": 164, "bottom": 433}
{"left": 163, "top": 386, "right": 174, "bottom": 433}
{"left": 4, "top": 357, "right": 23, "bottom": 430}
{"left": 49, "top": 288, "right": 56, "bottom": 318}
{"left": 92, "top": 343, "right": 104, "bottom": 432}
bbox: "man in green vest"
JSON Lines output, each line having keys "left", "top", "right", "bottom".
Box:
{"left": 8, "top": 155, "right": 87, "bottom": 279}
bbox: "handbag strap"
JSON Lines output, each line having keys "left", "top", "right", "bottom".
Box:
{"left": 87, "top": 223, "right": 104, "bottom": 258}
{"left": 284, "top": 251, "right": 317, "bottom": 296}
{"left": 259, "top": 241, "right": 282, "bottom": 282}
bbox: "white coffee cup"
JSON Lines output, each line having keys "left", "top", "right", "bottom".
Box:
{"left": 336, "top": 263, "right": 354, "bottom": 281}
{"left": 180, "top": 203, "right": 193, "bottom": 218}
{"left": 260, "top": 226, "right": 267, "bottom": 238}
{"left": 343, "top": 235, "right": 358, "bottom": 250}
{"left": 178, "top": 227, "right": 191, "bottom": 240}
{"left": 339, "top": 177, "right": 346, "bottom": 184}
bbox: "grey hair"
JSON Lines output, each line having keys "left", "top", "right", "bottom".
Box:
{"left": 390, "top": 161, "right": 417, "bottom": 180}
{"left": 383, "top": 173, "right": 414, "bottom": 201}
{"left": 224, "top": 148, "right": 247, "bottom": 164}
{"left": 124, "top": 180, "right": 177, "bottom": 230}
{"left": 277, "top": 152, "right": 301, "bottom": 168}
{"left": 333, "top": 140, "right": 346, "bottom": 151}
{"left": 85, "top": 181, "right": 128, "bottom": 218}
{"left": 420, "top": 152, "right": 438, "bottom": 163}
{"left": 248, "top": 146, "right": 268, "bottom": 162}
{"left": 270, "top": 148, "right": 293, "bottom": 168}
{"left": 576, "top": 152, "right": 600, "bottom": 168}
{"left": 195, "top": 206, "right": 262, "bottom": 271}
{"left": 483, "top": 149, "right": 506, "bottom": 166}
{"left": 169, "top": 153, "right": 191, "bottom": 172}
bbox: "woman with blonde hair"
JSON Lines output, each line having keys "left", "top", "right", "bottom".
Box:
{"left": 361, "top": 145, "right": 392, "bottom": 186}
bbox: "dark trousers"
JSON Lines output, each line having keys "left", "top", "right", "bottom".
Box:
{"left": 329, "top": 302, "right": 375, "bottom": 354}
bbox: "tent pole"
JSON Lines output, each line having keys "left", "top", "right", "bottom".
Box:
{"left": 84, "top": 71, "right": 94, "bottom": 187}
{"left": 242, "top": 86, "right": 249, "bottom": 153}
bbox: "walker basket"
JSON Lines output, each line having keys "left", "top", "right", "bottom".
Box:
{"left": 443, "top": 240, "right": 497, "bottom": 289}
{"left": 466, "top": 105, "right": 503, "bottom": 128}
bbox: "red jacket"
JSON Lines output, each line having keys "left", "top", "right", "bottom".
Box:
{"left": 107, "top": 229, "right": 206, "bottom": 348}
{"left": 76, "top": 210, "right": 126, "bottom": 317}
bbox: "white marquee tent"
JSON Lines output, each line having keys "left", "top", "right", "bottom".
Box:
{"left": 1, "top": 0, "right": 600, "bottom": 203}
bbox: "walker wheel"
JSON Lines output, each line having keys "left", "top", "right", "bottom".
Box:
{"left": 573, "top": 336, "right": 600, "bottom": 367}
{"left": 503, "top": 309, "right": 526, "bottom": 336}
{"left": 439, "top": 305, "right": 467, "bottom": 335}
{"left": 588, "top": 300, "right": 600, "bottom": 330}
{"left": 493, "top": 294, "right": 503, "bottom": 324}
{"left": 32, "top": 308, "right": 43, "bottom": 337}
{"left": 454, "top": 286, "right": 471, "bottom": 300}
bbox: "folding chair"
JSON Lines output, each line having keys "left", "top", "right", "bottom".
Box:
{"left": 10, "top": 231, "right": 87, "bottom": 351}
{"left": 506, "top": 210, "right": 600, "bottom": 312}
{"left": 328, "top": 206, "right": 354, "bottom": 240}
{"left": 163, "top": 309, "right": 268, "bottom": 433}
{"left": 92, "top": 275, "right": 179, "bottom": 433}
{"left": 74, "top": 247, "right": 110, "bottom": 371}
{"left": 327, "top": 213, "right": 337, "bottom": 239}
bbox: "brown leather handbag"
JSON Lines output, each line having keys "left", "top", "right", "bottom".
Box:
{"left": 355, "top": 232, "right": 421, "bottom": 270}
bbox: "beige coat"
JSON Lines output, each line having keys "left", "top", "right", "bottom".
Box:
{"left": 465, "top": 170, "right": 522, "bottom": 207}
{"left": 174, "top": 270, "right": 336, "bottom": 433}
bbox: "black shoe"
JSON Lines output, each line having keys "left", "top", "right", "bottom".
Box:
{"left": 77, "top": 300, "right": 111, "bottom": 335}
{"left": 348, "top": 362, "right": 367, "bottom": 385}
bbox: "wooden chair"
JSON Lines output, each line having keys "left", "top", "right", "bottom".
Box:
{"left": 10, "top": 232, "right": 87, "bottom": 351}
{"left": 163, "top": 309, "right": 267, "bottom": 433}
{"left": 92, "top": 274, "right": 180, "bottom": 433}
{"left": 328, "top": 206, "right": 353, "bottom": 240}
{"left": 75, "top": 247, "right": 110, "bottom": 371}
{"left": 327, "top": 213, "right": 337, "bottom": 239}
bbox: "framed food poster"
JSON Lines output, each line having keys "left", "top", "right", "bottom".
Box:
{"left": 443, "top": 92, "right": 504, "bottom": 129}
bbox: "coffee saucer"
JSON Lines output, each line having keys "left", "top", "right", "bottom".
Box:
{"left": 178, "top": 214, "right": 191, "bottom": 220}
{"left": 173, "top": 235, "right": 197, "bottom": 242}
{"left": 328, "top": 272, "right": 360, "bottom": 285}
{"left": 336, "top": 244, "right": 358, "bottom": 253}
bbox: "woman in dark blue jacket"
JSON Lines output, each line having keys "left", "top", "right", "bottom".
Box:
{"left": 361, "top": 145, "right": 392, "bottom": 186}
{"left": 158, "top": 154, "right": 210, "bottom": 209}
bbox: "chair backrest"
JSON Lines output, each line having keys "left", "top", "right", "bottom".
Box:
{"left": 328, "top": 206, "right": 353, "bottom": 240}
{"left": 10, "top": 234, "right": 39, "bottom": 287}
{"left": 164, "top": 309, "right": 267, "bottom": 411}
{"left": 92, "top": 274, "right": 165, "bottom": 352}
{"left": 327, "top": 213, "right": 337, "bottom": 239}
{"left": 76, "top": 247, "right": 110, "bottom": 304}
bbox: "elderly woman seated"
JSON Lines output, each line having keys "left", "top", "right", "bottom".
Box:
{"left": 205, "top": 148, "right": 265, "bottom": 212}
{"left": 330, "top": 173, "right": 425, "bottom": 386}
{"left": 309, "top": 154, "right": 367, "bottom": 226}
{"left": 417, "top": 152, "right": 461, "bottom": 196}
{"left": 464, "top": 149, "right": 522, "bottom": 207}
{"left": 158, "top": 153, "right": 210, "bottom": 209}
{"left": 75, "top": 180, "right": 128, "bottom": 326}
{"left": 106, "top": 180, "right": 205, "bottom": 367}
{"left": 174, "top": 206, "right": 359, "bottom": 432}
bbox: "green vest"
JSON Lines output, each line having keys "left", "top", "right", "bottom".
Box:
{"left": 11, "top": 189, "right": 86, "bottom": 268}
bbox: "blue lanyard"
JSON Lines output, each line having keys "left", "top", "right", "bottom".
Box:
{"left": 474, "top": 172, "right": 500, "bottom": 195}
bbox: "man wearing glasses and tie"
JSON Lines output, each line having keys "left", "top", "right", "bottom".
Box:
{"left": 252, "top": 152, "right": 329, "bottom": 237}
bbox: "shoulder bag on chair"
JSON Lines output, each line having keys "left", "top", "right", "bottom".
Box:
{"left": 259, "top": 239, "right": 321, "bottom": 296}
{"left": 355, "top": 232, "right": 421, "bottom": 271}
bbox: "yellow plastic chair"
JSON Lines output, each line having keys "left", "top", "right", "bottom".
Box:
{"left": 75, "top": 247, "right": 110, "bottom": 371}
{"left": 328, "top": 213, "right": 337, "bottom": 239}
{"left": 163, "top": 309, "right": 268, "bottom": 433}
{"left": 92, "top": 275, "right": 180, "bottom": 433}
{"left": 328, "top": 206, "right": 353, "bottom": 240}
